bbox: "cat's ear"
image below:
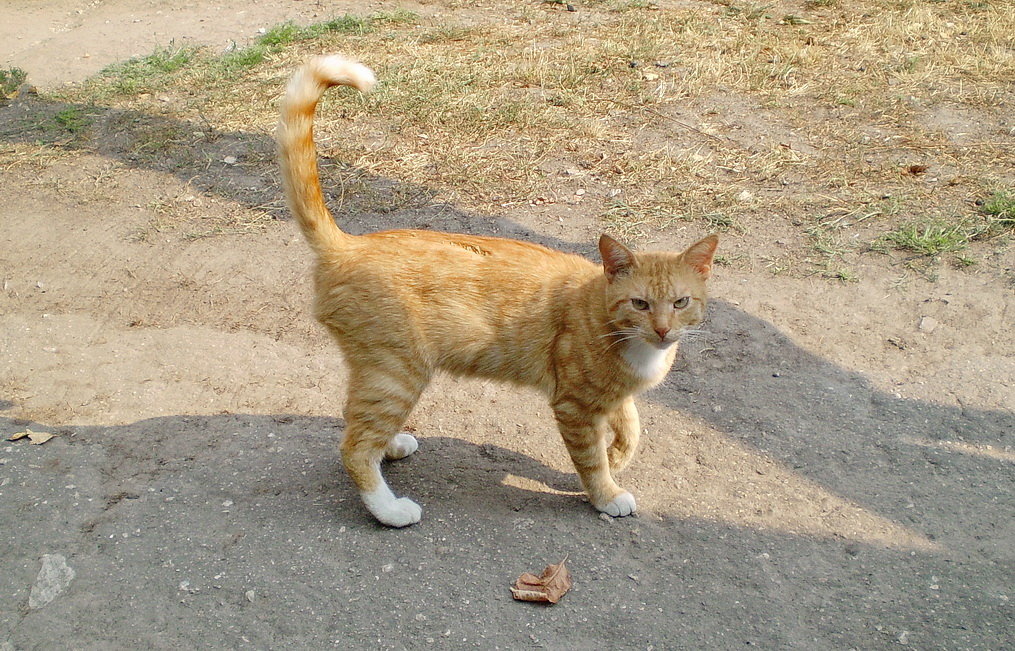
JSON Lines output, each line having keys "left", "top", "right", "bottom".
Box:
{"left": 599, "top": 234, "right": 637, "bottom": 281}
{"left": 682, "top": 234, "right": 719, "bottom": 279}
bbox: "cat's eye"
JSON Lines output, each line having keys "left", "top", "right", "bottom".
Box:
{"left": 630, "top": 298, "right": 650, "bottom": 311}
{"left": 673, "top": 296, "right": 690, "bottom": 309}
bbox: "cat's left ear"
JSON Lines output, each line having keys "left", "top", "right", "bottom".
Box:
{"left": 682, "top": 234, "right": 719, "bottom": 279}
{"left": 599, "top": 234, "right": 637, "bottom": 282}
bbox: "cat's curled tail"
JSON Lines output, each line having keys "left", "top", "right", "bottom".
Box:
{"left": 276, "top": 55, "right": 376, "bottom": 256}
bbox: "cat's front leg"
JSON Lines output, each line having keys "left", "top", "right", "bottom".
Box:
{"left": 552, "top": 399, "right": 637, "bottom": 518}
{"left": 607, "top": 396, "right": 640, "bottom": 473}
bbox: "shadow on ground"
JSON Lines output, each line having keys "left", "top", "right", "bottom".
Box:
{"left": 0, "top": 92, "right": 596, "bottom": 257}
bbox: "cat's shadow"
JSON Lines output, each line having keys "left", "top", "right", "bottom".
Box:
{"left": 0, "top": 412, "right": 587, "bottom": 527}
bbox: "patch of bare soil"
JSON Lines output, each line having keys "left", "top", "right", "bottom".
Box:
{"left": 1, "top": 2, "right": 1012, "bottom": 648}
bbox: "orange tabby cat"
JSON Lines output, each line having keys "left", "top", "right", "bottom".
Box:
{"left": 277, "top": 55, "right": 718, "bottom": 527}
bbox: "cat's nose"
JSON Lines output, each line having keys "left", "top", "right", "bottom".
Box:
{"left": 654, "top": 327, "right": 670, "bottom": 340}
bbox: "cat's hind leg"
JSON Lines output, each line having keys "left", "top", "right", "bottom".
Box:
{"left": 341, "top": 364, "right": 427, "bottom": 527}
{"left": 607, "top": 397, "right": 640, "bottom": 473}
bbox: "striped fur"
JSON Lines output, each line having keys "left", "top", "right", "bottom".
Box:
{"left": 277, "top": 55, "right": 718, "bottom": 527}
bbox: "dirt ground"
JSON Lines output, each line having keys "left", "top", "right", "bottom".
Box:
{"left": 1, "top": 1, "right": 1013, "bottom": 648}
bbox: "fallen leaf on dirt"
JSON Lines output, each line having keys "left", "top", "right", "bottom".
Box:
{"left": 510, "top": 557, "right": 571, "bottom": 604}
{"left": 8, "top": 430, "right": 56, "bottom": 445}
{"left": 29, "top": 431, "right": 55, "bottom": 445}
{"left": 907, "top": 164, "right": 929, "bottom": 175}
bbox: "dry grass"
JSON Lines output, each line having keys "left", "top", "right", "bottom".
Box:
{"left": 46, "top": 0, "right": 1015, "bottom": 275}
{"left": 0, "top": 142, "right": 79, "bottom": 172}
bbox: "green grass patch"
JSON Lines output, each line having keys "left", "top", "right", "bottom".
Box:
{"left": 30, "top": 106, "right": 93, "bottom": 139}
{"left": 878, "top": 220, "right": 973, "bottom": 256}
{"left": 220, "top": 11, "right": 418, "bottom": 73}
{"left": 1, "top": 67, "right": 28, "bottom": 98}
{"left": 52, "top": 107, "right": 92, "bottom": 134}
{"left": 98, "top": 44, "right": 197, "bottom": 94}
{"left": 981, "top": 191, "right": 1015, "bottom": 225}
{"left": 219, "top": 46, "right": 269, "bottom": 72}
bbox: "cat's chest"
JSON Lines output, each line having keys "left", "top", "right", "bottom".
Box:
{"left": 621, "top": 340, "right": 675, "bottom": 383}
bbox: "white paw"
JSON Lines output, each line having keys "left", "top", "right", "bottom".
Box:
{"left": 597, "top": 491, "right": 637, "bottom": 517}
{"left": 384, "top": 432, "right": 419, "bottom": 460}
{"left": 374, "top": 497, "right": 422, "bottom": 528}
{"left": 362, "top": 487, "right": 422, "bottom": 528}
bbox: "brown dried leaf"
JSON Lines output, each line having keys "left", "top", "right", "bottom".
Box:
{"left": 510, "top": 557, "right": 572, "bottom": 604}
{"left": 907, "top": 164, "right": 929, "bottom": 175}
{"left": 8, "top": 430, "right": 55, "bottom": 444}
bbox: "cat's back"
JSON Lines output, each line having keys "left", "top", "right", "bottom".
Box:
{"left": 326, "top": 228, "right": 595, "bottom": 289}
{"left": 372, "top": 228, "right": 587, "bottom": 266}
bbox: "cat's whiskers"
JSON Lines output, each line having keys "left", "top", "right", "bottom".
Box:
{"left": 600, "top": 327, "right": 642, "bottom": 348}
{"left": 679, "top": 328, "right": 710, "bottom": 340}
{"left": 599, "top": 327, "right": 639, "bottom": 340}
{"left": 603, "top": 332, "right": 643, "bottom": 353}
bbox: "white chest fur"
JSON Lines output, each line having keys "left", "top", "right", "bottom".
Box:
{"left": 622, "top": 339, "right": 674, "bottom": 382}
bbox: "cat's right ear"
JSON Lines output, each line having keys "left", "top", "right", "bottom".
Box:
{"left": 599, "top": 234, "right": 637, "bottom": 282}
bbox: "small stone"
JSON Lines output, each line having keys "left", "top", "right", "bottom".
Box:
{"left": 575, "top": 188, "right": 586, "bottom": 196}
{"left": 918, "top": 316, "right": 938, "bottom": 333}
{"left": 245, "top": 589, "right": 255, "bottom": 602}
{"left": 29, "top": 555, "right": 75, "bottom": 609}
{"left": 736, "top": 189, "right": 754, "bottom": 202}
{"left": 223, "top": 156, "right": 238, "bottom": 165}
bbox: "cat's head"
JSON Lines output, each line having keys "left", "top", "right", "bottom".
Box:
{"left": 598, "top": 233, "right": 719, "bottom": 348}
